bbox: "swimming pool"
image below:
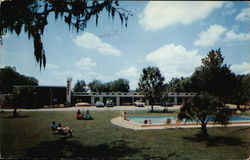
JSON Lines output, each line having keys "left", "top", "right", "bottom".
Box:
{"left": 127, "top": 115, "right": 250, "bottom": 124}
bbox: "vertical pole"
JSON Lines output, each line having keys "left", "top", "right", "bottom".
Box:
{"left": 91, "top": 96, "right": 95, "bottom": 106}
{"left": 50, "top": 87, "right": 53, "bottom": 107}
{"left": 174, "top": 96, "right": 177, "bottom": 105}
{"left": 66, "top": 78, "right": 72, "bottom": 106}
{"left": 116, "top": 96, "right": 120, "bottom": 106}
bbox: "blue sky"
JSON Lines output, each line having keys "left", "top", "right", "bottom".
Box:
{"left": 1, "top": 1, "right": 250, "bottom": 90}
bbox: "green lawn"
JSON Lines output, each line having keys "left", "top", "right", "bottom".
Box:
{"left": 0, "top": 110, "right": 250, "bottom": 159}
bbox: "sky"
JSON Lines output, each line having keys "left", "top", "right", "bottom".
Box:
{"left": 1, "top": 1, "right": 250, "bottom": 90}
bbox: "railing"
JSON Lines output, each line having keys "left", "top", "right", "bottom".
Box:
{"left": 73, "top": 92, "right": 145, "bottom": 96}
{"left": 72, "top": 92, "right": 197, "bottom": 97}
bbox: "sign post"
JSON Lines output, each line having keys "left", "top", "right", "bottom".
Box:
{"left": 66, "top": 78, "right": 72, "bottom": 106}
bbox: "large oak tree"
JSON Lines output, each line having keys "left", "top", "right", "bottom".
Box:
{"left": 0, "top": 0, "right": 131, "bottom": 68}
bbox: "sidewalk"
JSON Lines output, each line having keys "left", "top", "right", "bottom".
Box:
{"left": 1, "top": 105, "right": 182, "bottom": 112}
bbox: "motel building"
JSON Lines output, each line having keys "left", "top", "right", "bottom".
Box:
{"left": 67, "top": 78, "right": 196, "bottom": 106}
{"left": 71, "top": 91, "right": 196, "bottom": 106}
{"left": 8, "top": 79, "right": 196, "bottom": 107}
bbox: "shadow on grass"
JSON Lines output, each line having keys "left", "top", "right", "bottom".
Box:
{"left": 142, "top": 152, "right": 183, "bottom": 159}
{"left": 5, "top": 115, "right": 30, "bottom": 118}
{"left": 183, "top": 133, "right": 247, "bottom": 147}
{"left": 230, "top": 127, "right": 250, "bottom": 133}
{"left": 22, "top": 138, "right": 141, "bottom": 158}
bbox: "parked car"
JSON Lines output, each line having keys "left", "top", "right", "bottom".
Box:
{"left": 134, "top": 101, "right": 145, "bottom": 107}
{"left": 96, "top": 101, "right": 104, "bottom": 107}
{"left": 106, "top": 101, "right": 114, "bottom": 107}
{"left": 161, "top": 101, "right": 174, "bottom": 107}
{"left": 75, "top": 102, "right": 91, "bottom": 107}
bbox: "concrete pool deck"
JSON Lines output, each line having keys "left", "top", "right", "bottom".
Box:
{"left": 111, "top": 117, "right": 250, "bottom": 130}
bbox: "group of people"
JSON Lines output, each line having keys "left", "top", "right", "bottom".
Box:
{"left": 144, "top": 119, "right": 152, "bottom": 124}
{"left": 50, "top": 121, "right": 73, "bottom": 136}
{"left": 76, "top": 109, "right": 92, "bottom": 120}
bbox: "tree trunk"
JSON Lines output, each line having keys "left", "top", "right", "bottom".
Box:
{"left": 13, "top": 108, "right": 17, "bottom": 117}
{"left": 237, "top": 103, "right": 240, "bottom": 111}
{"left": 201, "top": 123, "right": 208, "bottom": 137}
{"left": 150, "top": 99, "right": 154, "bottom": 112}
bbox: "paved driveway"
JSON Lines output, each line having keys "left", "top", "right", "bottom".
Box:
{"left": 1, "top": 105, "right": 182, "bottom": 112}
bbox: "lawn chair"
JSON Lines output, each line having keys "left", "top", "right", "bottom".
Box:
{"left": 57, "top": 127, "right": 73, "bottom": 137}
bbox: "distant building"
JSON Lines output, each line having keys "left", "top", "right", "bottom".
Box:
{"left": 72, "top": 92, "right": 145, "bottom": 105}
{"left": 13, "top": 85, "right": 66, "bottom": 107}
{"left": 72, "top": 92, "right": 196, "bottom": 106}
{"left": 9, "top": 79, "right": 196, "bottom": 107}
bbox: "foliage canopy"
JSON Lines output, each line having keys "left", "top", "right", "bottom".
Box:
{"left": 191, "top": 49, "right": 237, "bottom": 102}
{"left": 0, "top": 66, "right": 38, "bottom": 94}
{"left": 88, "top": 78, "right": 129, "bottom": 92}
{"left": 0, "top": 0, "right": 131, "bottom": 68}
{"left": 73, "top": 80, "right": 86, "bottom": 92}
{"left": 178, "top": 94, "right": 232, "bottom": 137}
{"left": 138, "top": 66, "right": 165, "bottom": 111}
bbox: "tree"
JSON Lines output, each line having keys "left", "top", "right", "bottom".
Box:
{"left": 110, "top": 78, "right": 129, "bottom": 92}
{"left": 191, "top": 49, "right": 237, "bottom": 103}
{"left": 138, "top": 66, "right": 165, "bottom": 111}
{"left": 5, "top": 86, "right": 37, "bottom": 117}
{"left": 0, "top": 0, "right": 131, "bottom": 68}
{"left": 178, "top": 94, "right": 232, "bottom": 137}
{"left": 73, "top": 80, "right": 86, "bottom": 92}
{"left": 167, "top": 77, "right": 194, "bottom": 92}
{"left": 232, "top": 74, "right": 250, "bottom": 110}
{"left": 242, "top": 74, "right": 250, "bottom": 102}
{"left": 0, "top": 66, "right": 38, "bottom": 94}
{"left": 88, "top": 79, "right": 130, "bottom": 92}
{"left": 88, "top": 80, "right": 103, "bottom": 92}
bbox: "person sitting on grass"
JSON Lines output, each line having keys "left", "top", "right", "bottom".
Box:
{"left": 50, "top": 121, "right": 58, "bottom": 132}
{"left": 76, "top": 109, "right": 83, "bottom": 120}
{"left": 57, "top": 123, "right": 73, "bottom": 137}
{"left": 85, "top": 110, "right": 92, "bottom": 120}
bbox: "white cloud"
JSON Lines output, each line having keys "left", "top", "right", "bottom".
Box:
{"left": 194, "top": 24, "right": 227, "bottom": 47}
{"left": 225, "top": 2, "right": 233, "bottom": 8}
{"left": 139, "top": 1, "right": 223, "bottom": 31}
{"left": 75, "top": 57, "right": 96, "bottom": 70}
{"left": 145, "top": 44, "right": 202, "bottom": 81}
{"left": 46, "top": 64, "right": 59, "bottom": 70}
{"left": 225, "top": 30, "right": 250, "bottom": 41}
{"left": 235, "top": 7, "right": 250, "bottom": 22}
{"left": 116, "top": 66, "right": 139, "bottom": 89}
{"left": 231, "top": 62, "right": 250, "bottom": 74}
{"left": 223, "top": 2, "right": 237, "bottom": 15}
{"left": 117, "top": 66, "right": 139, "bottom": 79}
{"left": 45, "top": 69, "right": 112, "bottom": 87}
{"left": 74, "top": 32, "right": 122, "bottom": 56}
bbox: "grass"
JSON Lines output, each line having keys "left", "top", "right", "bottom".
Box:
{"left": 0, "top": 110, "right": 250, "bottom": 159}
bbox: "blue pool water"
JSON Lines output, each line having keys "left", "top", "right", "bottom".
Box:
{"left": 127, "top": 115, "right": 250, "bottom": 124}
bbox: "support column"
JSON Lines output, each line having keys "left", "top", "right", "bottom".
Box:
{"left": 116, "top": 97, "right": 120, "bottom": 106}
{"left": 91, "top": 96, "right": 95, "bottom": 106}
{"left": 174, "top": 97, "right": 177, "bottom": 105}
{"left": 146, "top": 99, "right": 149, "bottom": 105}
{"left": 99, "top": 96, "right": 103, "bottom": 102}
